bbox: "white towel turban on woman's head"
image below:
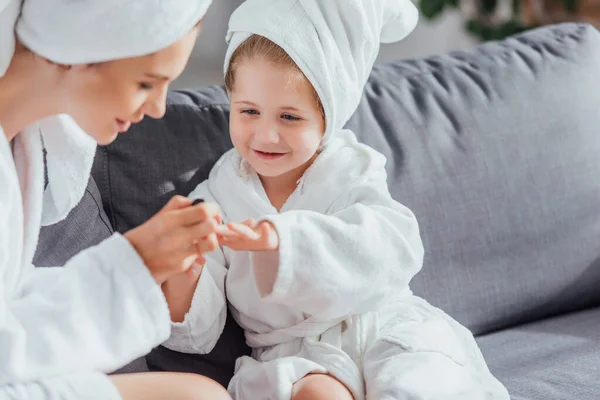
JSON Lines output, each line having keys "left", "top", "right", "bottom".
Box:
{"left": 1, "top": 0, "right": 212, "bottom": 74}
{"left": 224, "top": 0, "right": 418, "bottom": 143}
{"left": 18, "top": 0, "right": 212, "bottom": 65}
{"left": 0, "top": 0, "right": 21, "bottom": 76}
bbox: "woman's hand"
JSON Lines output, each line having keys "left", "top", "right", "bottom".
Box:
{"left": 124, "top": 195, "right": 221, "bottom": 285}
{"left": 217, "top": 218, "right": 279, "bottom": 252}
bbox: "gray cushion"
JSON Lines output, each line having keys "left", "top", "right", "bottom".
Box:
{"left": 34, "top": 176, "right": 113, "bottom": 268}
{"left": 346, "top": 23, "right": 600, "bottom": 335}
{"left": 92, "top": 87, "right": 232, "bottom": 231}
{"left": 477, "top": 307, "right": 600, "bottom": 399}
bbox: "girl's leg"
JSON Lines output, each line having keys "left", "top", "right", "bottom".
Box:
{"left": 292, "top": 374, "right": 354, "bottom": 400}
{"left": 110, "top": 372, "right": 231, "bottom": 400}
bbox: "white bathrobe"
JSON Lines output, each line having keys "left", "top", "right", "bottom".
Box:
{"left": 164, "top": 130, "right": 510, "bottom": 399}
{"left": 164, "top": 0, "right": 510, "bottom": 398}
{"left": 0, "top": 0, "right": 212, "bottom": 397}
{"left": 0, "top": 122, "right": 171, "bottom": 399}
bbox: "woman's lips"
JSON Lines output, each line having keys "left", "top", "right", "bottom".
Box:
{"left": 115, "top": 119, "right": 131, "bottom": 133}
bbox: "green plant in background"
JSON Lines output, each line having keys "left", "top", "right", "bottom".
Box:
{"left": 419, "top": 0, "right": 581, "bottom": 41}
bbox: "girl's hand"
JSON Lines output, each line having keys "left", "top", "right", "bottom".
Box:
{"left": 218, "top": 218, "right": 279, "bottom": 252}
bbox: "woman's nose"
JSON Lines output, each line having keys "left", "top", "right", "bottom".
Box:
{"left": 142, "top": 87, "right": 167, "bottom": 119}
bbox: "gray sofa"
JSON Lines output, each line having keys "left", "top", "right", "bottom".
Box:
{"left": 35, "top": 23, "right": 600, "bottom": 399}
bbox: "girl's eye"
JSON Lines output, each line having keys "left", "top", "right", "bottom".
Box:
{"left": 282, "top": 114, "right": 301, "bottom": 121}
{"left": 139, "top": 82, "right": 154, "bottom": 90}
{"left": 241, "top": 109, "right": 259, "bottom": 115}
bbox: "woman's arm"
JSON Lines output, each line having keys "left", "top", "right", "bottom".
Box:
{"left": 160, "top": 183, "right": 229, "bottom": 355}
{"left": 0, "top": 234, "right": 171, "bottom": 384}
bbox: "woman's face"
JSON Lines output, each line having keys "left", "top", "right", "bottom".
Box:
{"left": 63, "top": 27, "right": 199, "bottom": 145}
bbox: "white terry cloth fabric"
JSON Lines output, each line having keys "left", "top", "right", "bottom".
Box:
{"left": 17, "top": 0, "right": 212, "bottom": 65}
{"left": 0, "top": 126, "right": 169, "bottom": 398}
{"left": 224, "top": 0, "right": 418, "bottom": 144}
{"left": 1, "top": 0, "right": 211, "bottom": 75}
{"left": 164, "top": 132, "right": 510, "bottom": 400}
{"left": 0, "top": 0, "right": 20, "bottom": 76}
{"left": 0, "top": 372, "right": 121, "bottom": 400}
{"left": 39, "top": 115, "right": 98, "bottom": 226}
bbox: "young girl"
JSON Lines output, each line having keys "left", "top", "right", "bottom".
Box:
{"left": 162, "top": 0, "right": 510, "bottom": 399}
{"left": 0, "top": 1, "right": 233, "bottom": 399}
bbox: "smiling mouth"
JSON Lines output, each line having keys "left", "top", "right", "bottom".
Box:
{"left": 253, "top": 150, "right": 287, "bottom": 160}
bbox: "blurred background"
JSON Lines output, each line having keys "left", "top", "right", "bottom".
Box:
{"left": 173, "top": 0, "right": 600, "bottom": 89}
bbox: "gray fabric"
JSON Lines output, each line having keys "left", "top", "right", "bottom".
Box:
{"left": 33, "top": 177, "right": 113, "bottom": 268}
{"left": 93, "top": 86, "right": 232, "bottom": 232}
{"left": 477, "top": 306, "right": 600, "bottom": 399}
{"left": 113, "top": 357, "right": 149, "bottom": 374}
{"left": 346, "top": 23, "right": 600, "bottom": 335}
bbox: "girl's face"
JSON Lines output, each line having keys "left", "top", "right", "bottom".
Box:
{"left": 229, "top": 57, "right": 325, "bottom": 182}
{"left": 61, "top": 27, "right": 200, "bottom": 145}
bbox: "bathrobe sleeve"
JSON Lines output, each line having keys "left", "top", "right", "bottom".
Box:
{"left": 161, "top": 250, "right": 227, "bottom": 354}
{"left": 161, "top": 182, "right": 228, "bottom": 355}
{"left": 252, "top": 175, "right": 424, "bottom": 320}
{"left": 0, "top": 234, "right": 171, "bottom": 384}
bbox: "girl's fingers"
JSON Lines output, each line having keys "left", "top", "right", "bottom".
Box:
{"left": 259, "top": 222, "right": 270, "bottom": 235}
{"left": 215, "top": 225, "right": 240, "bottom": 239}
{"left": 217, "top": 235, "right": 233, "bottom": 246}
{"left": 242, "top": 218, "right": 257, "bottom": 228}
{"left": 228, "top": 222, "right": 260, "bottom": 239}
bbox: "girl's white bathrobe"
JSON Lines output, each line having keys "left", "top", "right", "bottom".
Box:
{"left": 0, "top": 120, "right": 171, "bottom": 399}
{"left": 165, "top": 0, "right": 509, "bottom": 398}
{"left": 164, "top": 130, "right": 510, "bottom": 400}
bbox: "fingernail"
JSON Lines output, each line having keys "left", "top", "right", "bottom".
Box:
{"left": 192, "top": 198, "right": 205, "bottom": 206}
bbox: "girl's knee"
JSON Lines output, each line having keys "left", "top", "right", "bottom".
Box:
{"left": 187, "top": 375, "right": 232, "bottom": 400}
{"left": 292, "top": 374, "right": 354, "bottom": 400}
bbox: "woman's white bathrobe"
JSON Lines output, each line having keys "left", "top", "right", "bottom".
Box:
{"left": 0, "top": 121, "right": 171, "bottom": 399}
{"left": 164, "top": 130, "right": 510, "bottom": 400}
{"left": 0, "top": 0, "right": 212, "bottom": 397}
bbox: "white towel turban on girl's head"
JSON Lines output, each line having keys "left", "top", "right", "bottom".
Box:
{"left": 0, "top": 0, "right": 213, "bottom": 226}
{"left": 224, "top": 0, "right": 418, "bottom": 143}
